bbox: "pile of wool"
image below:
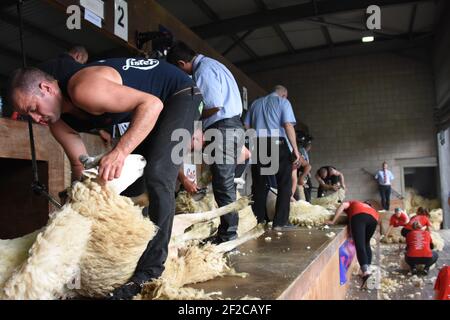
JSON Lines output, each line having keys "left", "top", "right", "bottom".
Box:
{"left": 175, "top": 191, "right": 217, "bottom": 213}
{"left": 173, "top": 200, "right": 256, "bottom": 244}
{"left": 1, "top": 207, "right": 92, "bottom": 300}
{"left": 161, "top": 241, "right": 244, "bottom": 288}
{"left": 429, "top": 209, "right": 443, "bottom": 230}
{"left": 431, "top": 231, "right": 445, "bottom": 251}
{"left": 403, "top": 189, "right": 440, "bottom": 214}
{"left": 381, "top": 277, "right": 402, "bottom": 295}
{"left": 141, "top": 226, "right": 265, "bottom": 300}
{"left": 311, "top": 189, "right": 346, "bottom": 210}
{"left": 138, "top": 279, "right": 221, "bottom": 300}
{"left": 1, "top": 178, "right": 157, "bottom": 299}
{"left": 237, "top": 206, "right": 257, "bottom": 236}
{"left": 0, "top": 231, "right": 40, "bottom": 289}
{"left": 289, "top": 200, "right": 335, "bottom": 227}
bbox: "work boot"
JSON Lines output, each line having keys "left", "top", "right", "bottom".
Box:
{"left": 107, "top": 281, "right": 143, "bottom": 300}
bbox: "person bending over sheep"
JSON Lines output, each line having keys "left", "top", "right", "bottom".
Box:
{"left": 315, "top": 166, "right": 346, "bottom": 198}
{"left": 404, "top": 221, "right": 438, "bottom": 275}
{"left": 8, "top": 58, "right": 203, "bottom": 299}
{"left": 385, "top": 207, "right": 409, "bottom": 238}
{"left": 401, "top": 207, "right": 431, "bottom": 238}
{"left": 326, "top": 200, "right": 379, "bottom": 286}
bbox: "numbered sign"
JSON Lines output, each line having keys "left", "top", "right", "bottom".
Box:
{"left": 114, "top": 0, "right": 128, "bottom": 42}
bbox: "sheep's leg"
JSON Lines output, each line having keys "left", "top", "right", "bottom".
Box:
{"left": 172, "top": 197, "right": 251, "bottom": 237}
{"left": 214, "top": 225, "right": 265, "bottom": 253}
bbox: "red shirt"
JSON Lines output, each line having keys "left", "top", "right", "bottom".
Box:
{"left": 406, "top": 230, "right": 433, "bottom": 258}
{"left": 404, "top": 215, "right": 431, "bottom": 230}
{"left": 345, "top": 201, "right": 379, "bottom": 221}
{"left": 434, "top": 266, "right": 450, "bottom": 300}
{"left": 389, "top": 212, "right": 409, "bottom": 227}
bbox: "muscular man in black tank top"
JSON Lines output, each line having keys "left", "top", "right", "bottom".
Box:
{"left": 8, "top": 58, "right": 203, "bottom": 299}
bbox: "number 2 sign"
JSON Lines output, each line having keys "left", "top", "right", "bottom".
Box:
{"left": 114, "top": 0, "right": 128, "bottom": 41}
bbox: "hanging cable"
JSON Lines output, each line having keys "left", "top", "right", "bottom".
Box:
{"left": 16, "top": 0, "right": 62, "bottom": 209}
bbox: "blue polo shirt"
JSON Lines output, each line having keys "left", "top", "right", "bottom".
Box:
{"left": 192, "top": 54, "right": 242, "bottom": 128}
{"left": 244, "top": 92, "right": 297, "bottom": 149}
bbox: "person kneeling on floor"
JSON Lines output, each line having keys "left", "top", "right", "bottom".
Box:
{"left": 404, "top": 221, "right": 438, "bottom": 275}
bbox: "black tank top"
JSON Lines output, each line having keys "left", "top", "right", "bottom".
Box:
{"left": 60, "top": 57, "right": 194, "bottom": 132}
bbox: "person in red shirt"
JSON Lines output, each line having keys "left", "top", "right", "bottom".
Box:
{"left": 434, "top": 266, "right": 450, "bottom": 300}
{"left": 401, "top": 207, "right": 431, "bottom": 238}
{"left": 405, "top": 221, "right": 438, "bottom": 275}
{"left": 385, "top": 207, "right": 409, "bottom": 238}
{"left": 326, "top": 200, "right": 379, "bottom": 284}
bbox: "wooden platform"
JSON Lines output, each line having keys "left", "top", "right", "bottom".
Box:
{"left": 191, "top": 225, "right": 356, "bottom": 300}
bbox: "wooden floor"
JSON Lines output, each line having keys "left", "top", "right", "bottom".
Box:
{"left": 346, "top": 229, "right": 450, "bottom": 300}
{"left": 190, "top": 225, "right": 349, "bottom": 299}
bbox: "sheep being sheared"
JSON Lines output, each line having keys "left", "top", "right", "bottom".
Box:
{"left": 0, "top": 155, "right": 155, "bottom": 299}
{"left": 0, "top": 154, "right": 253, "bottom": 299}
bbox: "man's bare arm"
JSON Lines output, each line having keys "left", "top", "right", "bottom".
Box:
{"left": 69, "top": 75, "right": 163, "bottom": 181}
{"left": 49, "top": 120, "right": 88, "bottom": 180}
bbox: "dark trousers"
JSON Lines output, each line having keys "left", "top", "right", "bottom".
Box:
{"left": 207, "top": 116, "right": 244, "bottom": 242}
{"left": 251, "top": 137, "right": 292, "bottom": 227}
{"left": 379, "top": 185, "right": 391, "bottom": 210}
{"left": 303, "top": 177, "right": 312, "bottom": 203}
{"left": 122, "top": 90, "right": 202, "bottom": 283}
{"left": 350, "top": 214, "right": 378, "bottom": 270}
{"left": 405, "top": 252, "right": 438, "bottom": 270}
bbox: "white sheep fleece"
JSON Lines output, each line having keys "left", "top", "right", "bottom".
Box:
{"left": 1, "top": 207, "right": 92, "bottom": 300}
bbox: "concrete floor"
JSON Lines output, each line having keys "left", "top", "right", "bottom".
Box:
{"left": 346, "top": 229, "right": 450, "bottom": 300}
{"left": 190, "top": 225, "right": 345, "bottom": 299}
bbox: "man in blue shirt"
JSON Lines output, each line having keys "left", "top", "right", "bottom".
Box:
{"left": 167, "top": 42, "right": 244, "bottom": 243}
{"left": 244, "top": 85, "right": 301, "bottom": 231}
{"left": 375, "top": 161, "right": 395, "bottom": 210}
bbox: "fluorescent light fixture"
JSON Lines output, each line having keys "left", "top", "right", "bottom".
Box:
{"left": 362, "top": 36, "right": 374, "bottom": 43}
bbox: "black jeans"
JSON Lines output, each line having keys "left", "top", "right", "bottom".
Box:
{"left": 206, "top": 116, "right": 244, "bottom": 242}
{"left": 405, "top": 252, "right": 439, "bottom": 270}
{"left": 251, "top": 137, "right": 292, "bottom": 227}
{"left": 122, "top": 89, "right": 202, "bottom": 283}
{"left": 350, "top": 214, "right": 378, "bottom": 270}
{"left": 379, "top": 185, "right": 391, "bottom": 210}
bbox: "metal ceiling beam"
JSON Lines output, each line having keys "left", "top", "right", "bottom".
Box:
{"left": 191, "top": 0, "right": 258, "bottom": 59}
{"left": 408, "top": 4, "right": 418, "bottom": 40}
{"left": 237, "top": 35, "right": 433, "bottom": 73}
{"left": 222, "top": 29, "right": 254, "bottom": 56}
{"left": 253, "top": 0, "right": 295, "bottom": 53}
{"left": 191, "top": 0, "right": 433, "bottom": 39}
{"left": 307, "top": 18, "right": 401, "bottom": 40}
{"left": 0, "top": 11, "right": 72, "bottom": 50}
{"left": 318, "top": 17, "right": 334, "bottom": 48}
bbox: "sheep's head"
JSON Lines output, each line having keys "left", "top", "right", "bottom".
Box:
{"left": 81, "top": 154, "right": 146, "bottom": 194}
